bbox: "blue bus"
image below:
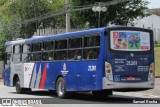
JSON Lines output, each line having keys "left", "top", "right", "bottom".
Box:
{"left": 3, "top": 26, "right": 155, "bottom": 98}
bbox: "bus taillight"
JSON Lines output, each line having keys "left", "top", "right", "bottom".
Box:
{"left": 150, "top": 70, "right": 154, "bottom": 73}
{"left": 105, "top": 63, "right": 111, "bottom": 73}
{"left": 107, "top": 69, "right": 111, "bottom": 73}
{"left": 105, "top": 62, "right": 113, "bottom": 81}
{"left": 148, "top": 63, "right": 154, "bottom": 81}
{"left": 149, "top": 63, "right": 154, "bottom": 73}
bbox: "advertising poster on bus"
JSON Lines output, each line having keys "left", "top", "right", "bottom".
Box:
{"left": 110, "top": 31, "right": 150, "bottom": 51}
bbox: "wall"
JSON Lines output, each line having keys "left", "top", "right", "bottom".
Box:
{"left": 133, "top": 14, "right": 160, "bottom": 42}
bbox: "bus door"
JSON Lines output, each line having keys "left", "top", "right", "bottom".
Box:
{"left": 76, "top": 59, "right": 98, "bottom": 91}
{"left": 3, "top": 46, "right": 12, "bottom": 86}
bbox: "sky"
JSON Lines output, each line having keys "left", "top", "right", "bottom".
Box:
{"left": 147, "top": 0, "right": 160, "bottom": 8}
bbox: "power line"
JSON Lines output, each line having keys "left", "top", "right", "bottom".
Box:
{"left": 0, "top": 0, "right": 132, "bottom": 28}
{"left": 22, "top": 0, "right": 133, "bottom": 24}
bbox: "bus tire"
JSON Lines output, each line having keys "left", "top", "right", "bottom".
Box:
{"left": 92, "top": 90, "right": 113, "bottom": 96}
{"left": 15, "top": 78, "right": 25, "bottom": 94}
{"left": 24, "top": 88, "right": 31, "bottom": 92}
{"left": 56, "top": 77, "right": 67, "bottom": 99}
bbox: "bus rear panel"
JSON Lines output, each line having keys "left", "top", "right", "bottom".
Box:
{"left": 103, "top": 27, "right": 154, "bottom": 91}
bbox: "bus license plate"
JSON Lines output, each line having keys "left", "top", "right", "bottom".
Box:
{"left": 127, "top": 77, "right": 135, "bottom": 80}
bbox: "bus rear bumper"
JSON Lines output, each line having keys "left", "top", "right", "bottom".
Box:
{"left": 102, "top": 77, "right": 154, "bottom": 90}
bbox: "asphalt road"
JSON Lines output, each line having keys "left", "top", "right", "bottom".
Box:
{"left": 0, "top": 79, "right": 160, "bottom": 105}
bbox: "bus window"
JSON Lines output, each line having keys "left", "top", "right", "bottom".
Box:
{"left": 22, "top": 44, "right": 30, "bottom": 62}
{"left": 42, "top": 51, "right": 53, "bottom": 61}
{"left": 22, "top": 53, "right": 30, "bottom": 62}
{"left": 69, "top": 38, "right": 82, "bottom": 48}
{"left": 83, "top": 35, "right": 100, "bottom": 60}
{"left": 5, "top": 46, "right": 12, "bottom": 53}
{"left": 68, "top": 50, "right": 82, "bottom": 60}
{"left": 55, "top": 40, "right": 67, "bottom": 50}
{"left": 23, "top": 44, "right": 30, "bottom": 53}
{"left": 31, "top": 43, "right": 41, "bottom": 52}
{"left": 13, "top": 45, "right": 21, "bottom": 63}
{"left": 83, "top": 48, "right": 99, "bottom": 60}
{"left": 13, "top": 45, "right": 21, "bottom": 54}
{"left": 43, "top": 41, "right": 54, "bottom": 50}
{"left": 54, "top": 51, "right": 66, "bottom": 60}
{"left": 4, "top": 46, "right": 12, "bottom": 67}
{"left": 30, "top": 43, "right": 41, "bottom": 61}
{"left": 84, "top": 35, "right": 100, "bottom": 47}
{"left": 31, "top": 52, "right": 41, "bottom": 61}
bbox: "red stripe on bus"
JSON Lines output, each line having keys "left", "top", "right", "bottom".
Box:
{"left": 40, "top": 64, "right": 47, "bottom": 89}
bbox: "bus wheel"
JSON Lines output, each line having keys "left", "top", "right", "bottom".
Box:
{"left": 92, "top": 90, "right": 113, "bottom": 97}
{"left": 24, "top": 88, "right": 31, "bottom": 92}
{"left": 15, "top": 78, "right": 24, "bottom": 94}
{"left": 56, "top": 77, "right": 67, "bottom": 99}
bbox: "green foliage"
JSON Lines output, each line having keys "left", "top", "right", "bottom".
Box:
{"left": 154, "top": 41, "right": 160, "bottom": 47}
{"left": 71, "top": 0, "right": 148, "bottom": 28}
{"left": 0, "top": 0, "right": 149, "bottom": 60}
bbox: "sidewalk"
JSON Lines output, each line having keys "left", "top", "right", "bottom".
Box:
{"left": 0, "top": 74, "right": 3, "bottom": 84}
{"left": 0, "top": 79, "right": 3, "bottom": 84}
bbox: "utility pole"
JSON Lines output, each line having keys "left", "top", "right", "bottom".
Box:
{"left": 66, "top": 0, "right": 70, "bottom": 32}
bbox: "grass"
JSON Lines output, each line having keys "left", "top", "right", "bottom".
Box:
{"left": 154, "top": 47, "right": 160, "bottom": 77}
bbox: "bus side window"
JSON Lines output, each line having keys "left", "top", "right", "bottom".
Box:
{"left": 55, "top": 40, "right": 67, "bottom": 50}
{"left": 43, "top": 41, "right": 54, "bottom": 50}
{"left": 42, "top": 52, "right": 53, "bottom": 61}
{"left": 54, "top": 51, "right": 66, "bottom": 60}
{"left": 54, "top": 39, "right": 67, "bottom": 61}
{"left": 31, "top": 53, "right": 41, "bottom": 61}
{"left": 68, "top": 37, "right": 82, "bottom": 60}
{"left": 4, "top": 53, "right": 10, "bottom": 64}
{"left": 84, "top": 35, "right": 100, "bottom": 47}
{"left": 68, "top": 50, "right": 82, "bottom": 60}
{"left": 4, "top": 46, "right": 12, "bottom": 66}
{"left": 83, "top": 35, "right": 100, "bottom": 60}
{"left": 83, "top": 48, "right": 99, "bottom": 60}
{"left": 42, "top": 41, "right": 54, "bottom": 61}
{"left": 22, "top": 44, "right": 30, "bottom": 62}
{"left": 31, "top": 43, "right": 41, "bottom": 52}
{"left": 69, "top": 38, "right": 82, "bottom": 48}
{"left": 13, "top": 45, "right": 21, "bottom": 63}
{"left": 30, "top": 43, "right": 41, "bottom": 61}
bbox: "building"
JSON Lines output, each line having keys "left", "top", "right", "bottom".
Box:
{"left": 133, "top": 8, "right": 160, "bottom": 42}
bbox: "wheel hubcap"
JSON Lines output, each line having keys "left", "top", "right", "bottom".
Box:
{"left": 16, "top": 82, "right": 20, "bottom": 92}
{"left": 58, "top": 82, "right": 64, "bottom": 96}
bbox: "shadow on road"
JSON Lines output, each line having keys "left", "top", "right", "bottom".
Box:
{"left": 9, "top": 90, "right": 160, "bottom": 104}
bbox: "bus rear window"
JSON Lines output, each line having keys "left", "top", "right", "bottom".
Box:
{"left": 110, "top": 31, "right": 150, "bottom": 51}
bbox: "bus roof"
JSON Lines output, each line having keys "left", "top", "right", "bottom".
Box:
{"left": 4, "top": 27, "right": 106, "bottom": 47}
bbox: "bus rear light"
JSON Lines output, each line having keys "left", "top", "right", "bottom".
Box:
{"left": 150, "top": 63, "right": 154, "bottom": 69}
{"left": 149, "top": 63, "right": 154, "bottom": 73}
{"left": 148, "top": 63, "right": 155, "bottom": 81}
{"left": 106, "top": 64, "right": 111, "bottom": 69}
{"left": 105, "top": 62, "right": 113, "bottom": 81}
{"left": 150, "top": 64, "right": 154, "bottom": 69}
{"left": 105, "top": 63, "right": 112, "bottom": 74}
{"left": 107, "top": 69, "right": 111, "bottom": 73}
{"left": 150, "top": 70, "right": 154, "bottom": 73}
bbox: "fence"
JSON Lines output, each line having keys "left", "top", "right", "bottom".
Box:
{"left": 153, "top": 28, "right": 160, "bottom": 42}
{"left": 33, "top": 27, "right": 160, "bottom": 42}
{"left": 0, "top": 61, "right": 3, "bottom": 78}
{"left": 33, "top": 28, "right": 87, "bottom": 36}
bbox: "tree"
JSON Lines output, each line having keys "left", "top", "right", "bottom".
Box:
{"left": 8, "top": 0, "right": 68, "bottom": 38}
{"left": 71, "top": 0, "right": 149, "bottom": 28}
